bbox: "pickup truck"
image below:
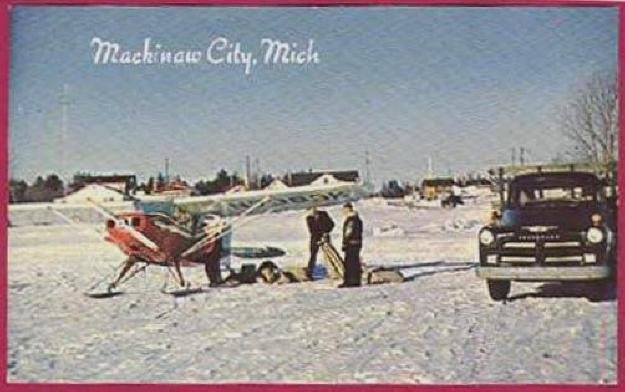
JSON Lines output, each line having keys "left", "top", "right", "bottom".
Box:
{"left": 476, "top": 169, "right": 616, "bottom": 301}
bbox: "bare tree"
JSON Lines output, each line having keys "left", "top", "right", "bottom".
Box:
{"left": 560, "top": 71, "right": 617, "bottom": 168}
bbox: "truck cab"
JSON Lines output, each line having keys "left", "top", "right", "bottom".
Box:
{"left": 476, "top": 170, "right": 616, "bottom": 301}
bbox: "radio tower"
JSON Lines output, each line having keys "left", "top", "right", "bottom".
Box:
{"left": 426, "top": 156, "right": 433, "bottom": 178}
{"left": 59, "top": 84, "right": 70, "bottom": 180}
{"left": 364, "top": 150, "right": 371, "bottom": 185}
{"left": 245, "top": 155, "right": 251, "bottom": 189}
{"left": 254, "top": 158, "right": 261, "bottom": 189}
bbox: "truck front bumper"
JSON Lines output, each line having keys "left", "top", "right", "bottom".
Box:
{"left": 476, "top": 265, "right": 611, "bottom": 281}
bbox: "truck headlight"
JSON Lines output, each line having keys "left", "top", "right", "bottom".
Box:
{"left": 479, "top": 229, "right": 495, "bottom": 246}
{"left": 586, "top": 227, "right": 604, "bottom": 244}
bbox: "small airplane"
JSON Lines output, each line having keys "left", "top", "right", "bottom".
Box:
{"left": 104, "top": 211, "right": 224, "bottom": 294}
{"left": 82, "top": 197, "right": 273, "bottom": 297}
{"left": 47, "top": 198, "right": 265, "bottom": 297}
{"left": 40, "top": 178, "right": 366, "bottom": 297}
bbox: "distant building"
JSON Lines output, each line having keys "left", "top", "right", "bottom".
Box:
{"left": 381, "top": 180, "right": 405, "bottom": 198}
{"left": 264, "top": 179, "right": 289, "bottom": 191}
{"left": 153, "top": 176, "right": 193, "bottom": 196}
{"left": 225, "top": 185, "right": 247, "bottom": 194}
{"left": 421, "top": 177, "right": 456, "bottom": 200}
{"left": 56, "top": 184, "right": 127, "bottom": 204}
{"left": 71, "top": 174, "right": 137, "bottom": 194}
{"left": 461, "top": 178, "right": 492, "bottom": 187}
{"left": 284, "top": 170, "right": 360, "bottom": 187}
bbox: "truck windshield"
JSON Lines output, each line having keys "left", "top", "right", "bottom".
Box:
{"left": 509, "top": 180, "right": 600, "bottom": 207}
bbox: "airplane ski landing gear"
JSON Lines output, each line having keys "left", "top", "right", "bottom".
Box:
{"left": 108, "top": 256, "right": 140, "bottom": 289}
{"left": 84, "top": 256, "right": 148, "bottom": 299}
{"left": 160, "top": 285, "right": 205, "bottom": 297}
{"left": 85, "top": 290, "right": 124, "bottom": 299}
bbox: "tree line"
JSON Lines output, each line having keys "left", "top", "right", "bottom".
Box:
{"left": 9, "top": 175, "right": 64, "bottom": 203}
{"left": 8, "top": 169, "right": 271, "bottom": 203}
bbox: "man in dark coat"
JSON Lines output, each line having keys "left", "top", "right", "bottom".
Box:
{"left": 197, "top": 215, "right": 228, "bottom": 287}
{"left": 340, "top": 202, "right": 363, "bottom": 288}
{"left": 306, "top": 205, "right": 335, "bottom": 279}
{"left": 204, "top": 235, "right": 223, "bottom": 287}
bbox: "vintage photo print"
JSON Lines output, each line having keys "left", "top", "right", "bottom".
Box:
{"left": 7, "top": 5, "right": 619, "bottom": 385}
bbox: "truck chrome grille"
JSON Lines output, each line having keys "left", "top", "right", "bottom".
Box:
{"left": 488, "top": 228, "right": 593, "bottom": 266}
{"left": 522, "top": 226, "right": 558, "bottom": 233}
{"left": 500, "top": 256, "right": 535, "bottom": 263}
{"left": 543, "top": 241, "right": 581, "bottom": 248}
{"left": 503, "top": 242, "right": 536, "bottom": 248}
{"left": 518, "top": 234, "right": 560, "bottom": 241}
{"left": 545, "top": 256, "right": 583, "bottom": 263}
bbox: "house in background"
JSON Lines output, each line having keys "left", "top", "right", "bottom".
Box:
{"left": 284, "top": 170, "right": 360, "bottom": 187}
{"left": 381, "top": 180, "right": 405, "bottom": 198}
{"left": 460, "top": 177, "right": 494, "bottom": 198}
{"left": 55, "top": 184, "right": 127, "bottom": 204}
{"left": 71, "top": 174, "right": 137, "bottom": 194}
{"left": 421, "top": 177, "right": 456, "bottom": 200}
{"left": 58, "top": 173, "right": 137, "bottom": 203}
{"left": 264, "top": 179, "right": 289, "bottom": 191}
{"left": 152, "top": 175, "right": 193, "bottom": 196}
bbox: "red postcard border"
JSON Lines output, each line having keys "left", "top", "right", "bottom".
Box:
{"left": 0, "top": 1, "right": 623, "bottom": 391}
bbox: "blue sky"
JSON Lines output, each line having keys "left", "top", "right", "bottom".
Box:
{"left": 9, "top": 6, "right": 618, "bottom": 184}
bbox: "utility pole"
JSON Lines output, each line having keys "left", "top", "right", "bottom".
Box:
{"left": 59, "top": 84, "right": 70, "bottom": 181}
{"left": 364, "top": 150, "right": 371, "bottom": 185}
{"left": 164, "top": 158, "right": 170, "bottom": 183}
{"left": 254, "top": 158, "right": 261, "bottom": 189}
{"left": 245, "top": 155, "right": 251, "bottom": 189}
{"left": 426, "top": 156, "right": 433, "bottom": 178}
{"left": 519, "top": 147, "right": 525, "bottom": 166}
{"left": 511, "top": 147, "right": 516, "bottom": 166}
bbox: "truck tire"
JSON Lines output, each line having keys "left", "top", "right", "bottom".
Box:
{"left": 487, "top": 280, "right": 510, "bottom": 301}
{"left": 587, "top": 279, "right": 615, "bottom": 302}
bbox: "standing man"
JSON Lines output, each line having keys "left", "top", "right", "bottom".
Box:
{"left": 200, "top": 215, "right": 228, "bottom": 287}
{"left": 306, "top": 204, "right": 335, "bottom": 280}
{"left": 451, "top": 182, "right": 464, "bottom": 207}
{"left": 340, "top": 202, "right": 363, "bottom": 288}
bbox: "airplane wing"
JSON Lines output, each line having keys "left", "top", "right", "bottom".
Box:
{"left": 138, "top": 182, "right": 366, "bottom": 216}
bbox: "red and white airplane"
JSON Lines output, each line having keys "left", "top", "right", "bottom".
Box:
{"left": 18, "top": 178, "right": 367, "bottom": 297}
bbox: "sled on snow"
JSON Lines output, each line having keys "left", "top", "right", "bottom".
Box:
{"left": 319, "top": 237, "right": 344, "bottom": 280}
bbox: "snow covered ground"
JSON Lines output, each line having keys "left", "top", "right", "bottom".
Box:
{"left": 8, "top": 198, "right": 616, "bottom": 383}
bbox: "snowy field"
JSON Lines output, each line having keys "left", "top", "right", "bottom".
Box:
{"left": 8, "top": 198, "right": 616, "bottom": 383}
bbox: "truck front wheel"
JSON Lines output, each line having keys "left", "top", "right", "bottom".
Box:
{"left": 487, "top": 280, "right": 511, "bottom": 301}
{"left": 587, "top": 279, "right": 615, "bottom": 302}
